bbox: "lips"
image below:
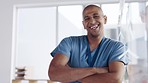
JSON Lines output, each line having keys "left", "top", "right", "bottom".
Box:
{"left": 89, "top": 25, "right": 99, "bottom": 30}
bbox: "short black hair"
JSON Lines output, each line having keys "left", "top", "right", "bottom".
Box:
{"left": 82, "top": 4, "right": 104, "bottom": 16}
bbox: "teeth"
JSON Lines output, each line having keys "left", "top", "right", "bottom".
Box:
{"left": 90, "top": 25, "right": 98, "bottom": 29}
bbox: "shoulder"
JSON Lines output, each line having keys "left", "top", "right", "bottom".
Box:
{"left": 62, "top": 35, "right": 87, "bottom": 42}
{"left": 103, "top": 37, "right": 124, "bottom": 47}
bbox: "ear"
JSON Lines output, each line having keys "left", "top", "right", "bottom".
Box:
{"left": 103, "top": 15, "right": 107, "bottom": 24}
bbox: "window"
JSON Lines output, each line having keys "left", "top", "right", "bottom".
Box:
{"left": 14, "top": 2, "right": 148, "bottom": 82}
{"left": 58, "top": 5, "right": 84, "bottom": 43}
{"left": 15, "top": 7, "right": 56, "bottom": 79}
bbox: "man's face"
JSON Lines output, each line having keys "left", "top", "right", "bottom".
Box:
{"left": 82, "top": 6, "right": 107, "bottom": 38}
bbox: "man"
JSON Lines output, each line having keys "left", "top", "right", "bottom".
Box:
{"left": 48, "top": 4, "right": 128, "bottom": 83}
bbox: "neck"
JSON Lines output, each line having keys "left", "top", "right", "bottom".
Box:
{"left": 87, "top": 36, "right": 103, "bottom": 51}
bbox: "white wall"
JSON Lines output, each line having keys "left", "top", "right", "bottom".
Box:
{"left": 0, "top": 0, "right": 145, "bottom": 83}
{"left": 0, "top": 0, "right": 13, "bottom": 83}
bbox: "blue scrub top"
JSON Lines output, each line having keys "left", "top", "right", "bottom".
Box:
{"left": 51, "top": 35, "right": 129, "bottom": 83}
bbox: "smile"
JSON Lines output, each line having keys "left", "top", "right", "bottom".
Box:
{"left": 89, "top": 25, "right": 99, "bottom": 30}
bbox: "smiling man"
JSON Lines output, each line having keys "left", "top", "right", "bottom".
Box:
{"left": 48, "top": 4, "right": 129, "bottom": 83}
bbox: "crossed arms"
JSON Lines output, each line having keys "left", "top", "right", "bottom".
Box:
{"left": 48, "top": 53, "right": 125, "bottom": 83}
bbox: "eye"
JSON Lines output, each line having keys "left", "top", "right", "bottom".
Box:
{"left": 93, "top": 15, "right": 100, "bottom": 19}
{"left": 84, "top": 16, "right": 90, "bottom": 21}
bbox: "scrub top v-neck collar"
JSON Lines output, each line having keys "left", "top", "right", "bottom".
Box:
{"left": 86, "top": 36, "right": 105, "bottom": 67}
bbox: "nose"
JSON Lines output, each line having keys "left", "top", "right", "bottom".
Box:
{"left": 89, "top": 17, "right": 96, "bottom": 24}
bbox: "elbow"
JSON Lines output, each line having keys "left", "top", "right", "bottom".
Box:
{"left": 108, "top": 78, "right": 122, "bottom": 83}
{"left": 109, "top": 73, "right": 123, "bottom": 83}
{"left": 48, "top": 66, "right": 65, "bottom": 82}
{"left": 111, "top": 76, "right": 123, "bottom": 83}
{"left": 48, "top": 66, "right": 56, "bottom": 81}
{"left": 49, "top": 75, "right": 56, "bottom": 81}
{"left": 48, "top": 72, "right": 54, "bottom": 81}
{"left": 116, "top": 79, "right": 123, "bottom": 83}
{"left": 114, "top": 79, "right": 123, "bottom": 83}
{"left": 48, "top": 66, "right": 71, "bottom": 83}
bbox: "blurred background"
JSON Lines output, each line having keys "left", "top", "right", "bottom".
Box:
{"left": 0, "top": 0, "right": 148, "bottom": 83}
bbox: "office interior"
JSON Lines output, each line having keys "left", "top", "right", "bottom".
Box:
{"left": 1, "top": 0, "right": 148, "bottom": 83}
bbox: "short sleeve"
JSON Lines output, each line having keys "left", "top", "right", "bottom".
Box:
{"left": 109, "top": 42, "right": 129, "bottom": 65}
{"left": 50, "top": 37, "right": 72, "bottom": 58}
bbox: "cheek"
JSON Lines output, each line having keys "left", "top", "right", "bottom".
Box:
{"left": 83, "top": 22, "right": 88, "bottom": 29}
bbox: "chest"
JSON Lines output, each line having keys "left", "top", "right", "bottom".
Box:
{"left": 69, "top": 43, "right": 113, "bottom": 68}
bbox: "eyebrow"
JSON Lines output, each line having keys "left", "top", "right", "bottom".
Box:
{"left": 83, "top": 16, "right": 89, "bottom": 19}
{"left": 84, "top": 13, "right": 103, "bottom": 17}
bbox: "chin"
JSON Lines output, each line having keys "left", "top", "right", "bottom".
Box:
{"left": 90, "top": 34, "right": 100, "bottom": 38}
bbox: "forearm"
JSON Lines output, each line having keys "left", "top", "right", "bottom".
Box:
{"left": 49, "top": 65, "right": 97, "bottom": 82}
{"left": 81, "top": 73, "right": 123, "bottom": 83}
{"left": 81, "top": 62, "right": 125, "bottom": 83}
{"left": 96, "top": 67, "right": 108, "bottom": 73}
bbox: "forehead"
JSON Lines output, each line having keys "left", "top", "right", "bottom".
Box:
{"left": 83, "top": 6, "right": 103, "bottom": 16}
